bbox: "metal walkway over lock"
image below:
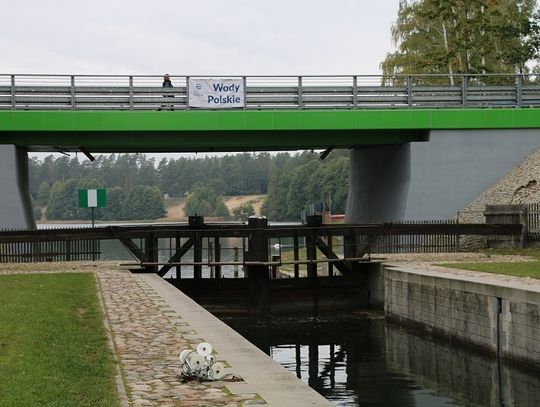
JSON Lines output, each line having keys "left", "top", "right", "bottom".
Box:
{"left": 1, "top": 73, "right": 540, "bottom": 152}
{"left": 0, "top": 217, "right": 524, "bottom": 314}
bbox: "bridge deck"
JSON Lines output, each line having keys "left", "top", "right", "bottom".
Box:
{"left": 1, "top": 74, "right": 540, "bottom": 152}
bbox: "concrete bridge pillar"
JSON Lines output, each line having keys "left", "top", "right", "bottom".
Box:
{"left": 0, "top": 145, "right": 36, "bottom": 229}
{"left": 345, "top": 144, "right": 411, "bottom": 223}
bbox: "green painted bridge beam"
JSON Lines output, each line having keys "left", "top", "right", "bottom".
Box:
{"left": 1, "top": 108, "right": 540, "bottom": 152}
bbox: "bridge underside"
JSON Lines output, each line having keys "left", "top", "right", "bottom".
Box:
{"left": 1, "top": 107, "right": 540, "bottom": 229}
{"left": 1, "top": 129, "right": 428, "bottom": 153}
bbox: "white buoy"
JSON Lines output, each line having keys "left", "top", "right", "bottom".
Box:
{"left": 196, "top": 342, "right": 213, "bottom": 357}
{"left": 180, "top": 341, "right": 224, "bottom": 381}
{"left": 179, "top": 349, "right": 192, "bottom": 364}
{"left": 210, "top": 362, "right": 225, "bottom": 380}
{"left": 188, "top": 353, "right": 206, "bottom": 368}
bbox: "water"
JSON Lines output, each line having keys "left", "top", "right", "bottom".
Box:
{"left": 223, "top": 314, "right": 540, "bottom": 407}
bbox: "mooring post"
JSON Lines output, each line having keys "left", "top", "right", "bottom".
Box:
{"left": 144, "top": 232, "right": 158, "bottom": 273}
{"left": 306, "top": 215, "right": 321, "bottom": 315}
{"left": 246, "top": 216, "right": 270, "bottom": 315}
{"left": 214, "top": 237, "right": 221, "bottom": 279}
{"left": 293, "top": 233, "right": 300, "bottom": 279}
{"left": 175, "top": 233, "right": 181, "bottom": 279}
{"left": 233, "top": 247, "right": 239, "bottom": 278}
{"left": 189, "top": 216, "right": 204, "bottom": 280}
{"left": 343, "top": 230, "right": 370, "bottom": 307}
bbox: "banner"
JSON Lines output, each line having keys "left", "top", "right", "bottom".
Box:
{"left": 188, "top": 78, "right": 244, "bottom": 109}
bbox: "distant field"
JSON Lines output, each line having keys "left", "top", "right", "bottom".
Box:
{"left": 159, "top": 194, "right": 266, "bottom": 222}
{"left": 0, "top": 273, "right": 118, "bottom": 406}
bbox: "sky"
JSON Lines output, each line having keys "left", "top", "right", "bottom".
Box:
{"left": 2, "top": 0, "right": 401, "bottom": 160}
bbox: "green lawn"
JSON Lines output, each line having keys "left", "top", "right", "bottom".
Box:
{"left": 439, "top": 247, "right": 540, "bottom": 279}
{"left": 0, "top": 273, "right": 118, "bottom": 407}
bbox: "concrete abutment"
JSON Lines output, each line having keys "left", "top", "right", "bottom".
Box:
{"left": 0, "top": 145, "right": 35, "bottom": 229}
{"left": 346, "top": 144, "right": 411, "bottom": 223}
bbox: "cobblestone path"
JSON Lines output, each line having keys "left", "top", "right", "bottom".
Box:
{"left": 0, "top": 262, "right": 265, "bottom": 406}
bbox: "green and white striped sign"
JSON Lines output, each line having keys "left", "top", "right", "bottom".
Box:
{"left": 78, "top": 188, "right": 106, "bottom": 208}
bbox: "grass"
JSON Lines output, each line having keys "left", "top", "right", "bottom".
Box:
{"left": 439, "top": 247, "right": 540, "bottom": 279}
{"left": 0, "top": 273, "right": 118, "bottom": 407}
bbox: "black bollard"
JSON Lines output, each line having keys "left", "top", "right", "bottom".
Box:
{"left": 246, "top": 216, "right": 270, "bottom": 316}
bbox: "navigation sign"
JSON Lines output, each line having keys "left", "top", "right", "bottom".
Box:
{"left": 78, "top": 188, "right": 106, "bottom": 208}
{"left": 79, "top": 188, "right": 106, "bottom": 228}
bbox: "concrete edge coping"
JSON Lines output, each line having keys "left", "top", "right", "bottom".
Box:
{"left": 383, "top": 262, "right": 540, "bottom": 300}
{"left": 137, "top": 273, "right": 332, "bottom": 407}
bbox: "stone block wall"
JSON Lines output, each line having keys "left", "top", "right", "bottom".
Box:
{"left": 384, "top": 265, "right": 540, "bottom": 369}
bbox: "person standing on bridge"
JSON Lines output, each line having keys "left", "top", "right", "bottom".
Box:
{"left": 160, "top": 74, "right": 174, "bottom": 111}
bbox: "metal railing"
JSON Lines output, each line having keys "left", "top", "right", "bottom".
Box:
{"left": 1, "top": 73, "right": 540, "bottom": 111}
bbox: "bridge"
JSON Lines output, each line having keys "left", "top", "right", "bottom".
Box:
{"left": 1, "top": 73, "right": 540, "bottom": 228}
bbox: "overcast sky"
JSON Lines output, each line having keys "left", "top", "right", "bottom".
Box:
{"left": 3, "top": 0, "right": 401, "bottom": 159}
{"left": 2, "top": 0, "right": 400, "bottom": 75}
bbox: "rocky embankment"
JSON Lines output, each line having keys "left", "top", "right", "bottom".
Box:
{"left": 458, "top": 147, "right": 540, "bottom": 223}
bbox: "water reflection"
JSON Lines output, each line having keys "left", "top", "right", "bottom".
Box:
{"left": 224, "top": 314, "right": 540, "bottom": 407}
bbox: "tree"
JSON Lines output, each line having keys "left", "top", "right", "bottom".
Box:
{"left": 381, "top": 0, "right": 540, "bottom": 80}
{"left": 45, "top": 180, "right": 80, "bottom": 220}
{"left": 232, "top": 202, "right": 255, "bottom": 220}
{"left": 123, "top": 185, "right": 165, "bottom": 220}
{"left": 36, "top": 181, "right": 51, "bottom": 206}
{"left": 286, "top": 160, "right": 322, "bottom": 220}
{"left": 103, "top": 186, "right": 126, "bottom": 220}
{"left": 214, "top": 197, "right": 231, "bottom": 220}
{"left": 184, "top": 184, "right": 230, "bottom": 219}
{"left": 261, "top": 153, "right": 294, "bottom": 221}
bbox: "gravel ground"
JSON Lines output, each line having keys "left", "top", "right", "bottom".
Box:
{"left": 374, "top": 251, "right": 535, "bottom": 264}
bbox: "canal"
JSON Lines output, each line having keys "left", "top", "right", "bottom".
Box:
{"left": 223, "top": 314, "right": 540, "bottom": 407}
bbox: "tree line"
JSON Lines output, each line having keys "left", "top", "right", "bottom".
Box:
{"left": 29, "top": 151, "right": 350, "bottom": 222}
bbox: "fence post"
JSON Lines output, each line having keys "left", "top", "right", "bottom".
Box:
{"left": 243, "top": 76, "right": 247, "bottom": 110}
{"left": 298, "top": 76, "right": 303, "bottom": 109}
{"left": 461, "top": 75, "right": 468, "bottom": 107}
{"left": 186, "top": 76, "right": 190, "bottom": 110}
{"left": 516, "top": 73, "right": 523, "bottom": 107}
{"left": 520, "top": 208, "right": 528, "bottom": 248}
{"left": 353, "top": 75, "right": 358, "bottom": 109}
{"left": 10, "top": 75, "right": 15, "bottom": 109}
{"left": 70, "top": 75, "right": 76, "bottom": 110}
{"left": 129, "top": 76, "right": 134, "bottom": 110}
{"left": 407, "top": 75, "right": 412, "bottom": 107}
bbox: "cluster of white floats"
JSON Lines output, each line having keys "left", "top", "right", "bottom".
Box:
{"left": 179, "top": 342, "right": 225, "bottom": 381}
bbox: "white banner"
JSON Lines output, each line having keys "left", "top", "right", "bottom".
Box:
{"left": 188, "top": 78, "right": 244, "bottom": 109}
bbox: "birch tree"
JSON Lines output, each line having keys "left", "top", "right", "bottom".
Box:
{"left": 381, "top": 0, "right": 540, "bottom": 80}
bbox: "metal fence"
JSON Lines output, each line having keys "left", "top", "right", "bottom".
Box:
{"left": 368, "top": 220, "right": 463, "bottom": 253}
{"left": 0, "top": 239, "right": 100, "bottom": 263}
{"left": 1, "top": 73, "right": 539, "bottom": 110}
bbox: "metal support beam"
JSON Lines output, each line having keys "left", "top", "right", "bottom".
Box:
{"left": 157, "top": 237, "right": 195, "bottom": 277}
{"left": 314, "top": 237, "right": 352, "bottom": 276}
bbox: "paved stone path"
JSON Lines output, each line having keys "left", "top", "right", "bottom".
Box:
{"left": 0, "top": 262, "right": 265, "bottom": 406}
